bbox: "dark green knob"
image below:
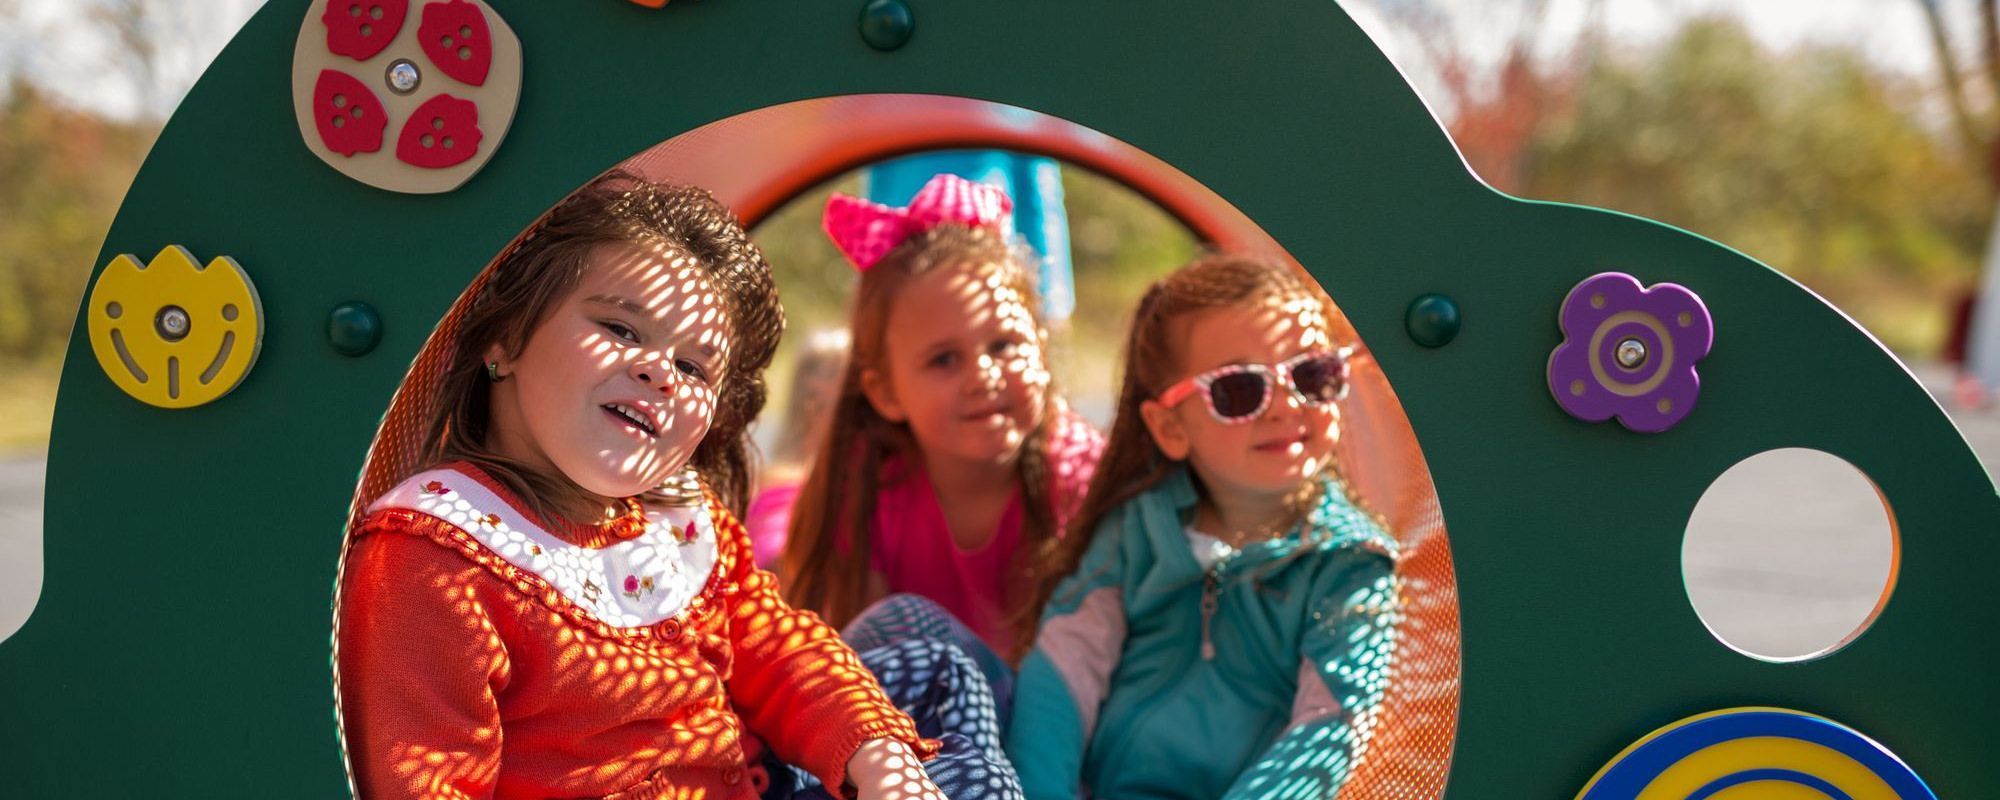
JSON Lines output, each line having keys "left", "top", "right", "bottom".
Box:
{"left": 1405, "top": 293, "right": 1460, "bottom": 348}
{"left": 859, "top": 0, "right": 914, "bottom": 51}
{"left": 327, "top": 301, "right": 382, "bottom": 357}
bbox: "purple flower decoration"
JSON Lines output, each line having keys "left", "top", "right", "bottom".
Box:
{"left": 1548, "top": 272, "right": 1713, "bottom": 433}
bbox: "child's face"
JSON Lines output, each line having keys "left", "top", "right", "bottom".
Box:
{"left": 486, "top": 243, "right": 733, "bottom": 501}
{"left": 1143, "top": 295, "right": 1341, "bottom": 503}
{"left": 862, "top": 262, "right": 1051, "bottom": 471}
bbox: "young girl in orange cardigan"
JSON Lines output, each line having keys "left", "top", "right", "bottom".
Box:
{"left": 334, "top": 172, "right": 1019, "bottom": 800}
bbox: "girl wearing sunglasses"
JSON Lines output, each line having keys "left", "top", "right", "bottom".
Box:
{"left": 1006, "top": 255, "right": 1400, "bottom": 799}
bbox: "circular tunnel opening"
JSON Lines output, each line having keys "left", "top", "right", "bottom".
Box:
{"left": 346, "top": 94, "right": 1461, "bottom": 800}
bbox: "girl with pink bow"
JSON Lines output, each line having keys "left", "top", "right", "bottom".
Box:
{"left": 778, "top": 174, "right": 1105, "bottom": 705}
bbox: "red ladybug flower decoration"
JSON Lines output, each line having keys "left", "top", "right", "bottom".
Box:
{"left": 292, "top": 0, "right": 521, "bottom": 194}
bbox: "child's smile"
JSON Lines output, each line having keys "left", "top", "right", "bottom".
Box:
{"left": 1157, "top": 294, "right": 1340, "bottom": 501}
{"left": 487, "top": 242, "right": 734, "bottom": 503}
{"left": 602, "top": 398, "right": 662, "bottom": 438}
{"left": 868, "top": 262, "right": 1050, "bottom": 470}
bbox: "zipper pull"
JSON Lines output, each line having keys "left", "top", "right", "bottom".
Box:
{"left": 1200, "top": 570, "right": 1219, "bottom": 660}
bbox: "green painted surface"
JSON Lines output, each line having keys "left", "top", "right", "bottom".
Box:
{"left": 1, "top": 0, "right": 1994, "bottom": 795}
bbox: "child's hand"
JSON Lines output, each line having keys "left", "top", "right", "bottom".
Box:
{"left": 846, "top": 738, "right": 945, "bottom": 800}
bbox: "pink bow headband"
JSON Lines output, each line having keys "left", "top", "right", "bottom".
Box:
{"left": 822, "top": 173, "right": 1014, "bottom": 271}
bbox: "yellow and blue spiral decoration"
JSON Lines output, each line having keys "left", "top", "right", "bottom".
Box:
{"left": 1576, "top": 708, "right": 1934, "bottom": 799}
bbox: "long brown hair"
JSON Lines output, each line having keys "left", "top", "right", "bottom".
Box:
{"left": 1013, "top": 254, "right": 1337, "bottom": 654}
{"left": 422, "top": 169, "right": 784, "bottom": 522}
{"left": 779, "top": 224, "right": 1056, "bottom": 630}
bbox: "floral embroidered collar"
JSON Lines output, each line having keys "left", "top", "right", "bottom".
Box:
{"left": 369, "top": 466, "right": 719, "bottom": 628}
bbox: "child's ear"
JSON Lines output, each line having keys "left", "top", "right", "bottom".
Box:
{"left": 859, "top": 367, "right": 907, "bottom": 423}
{"left": 1139, "top": 399, "right": 1191, "bottom": 461}
{"left": 482, "top": 343, "right": 509, "bottom": 378}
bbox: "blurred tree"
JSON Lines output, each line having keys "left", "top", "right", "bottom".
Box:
{"left": 1357, "top": 0, "right": 1601, "bottom": 193}
{"left": 1362, "top": 1, "right": 1987, "bottom": 356}
{"left": 1915, "top": 0, "right": 2000, "bottom": 179}
{"left": 1917, "top": 0, "right": 2000, "bottom": 392}
{"left": 0, "top": 1, "right": 185, "bottom": 448}
{"left": 88, "top": 0, "right": 168, "bottom": 117}
{"left": 0, "top": 79, "right": 154, "bottom": 364}
{"left": 1526, "top": 18, "right": 1988, "bottom": 354}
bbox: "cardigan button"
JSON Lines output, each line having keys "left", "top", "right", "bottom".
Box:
{"left": 659, "top": 619, "right": 683, "bottom": 640}
{"left": 723, "top": 766, "right": 743, "bottom": 785}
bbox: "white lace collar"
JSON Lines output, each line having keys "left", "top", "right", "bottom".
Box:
{"left": 368, "top": 467, "right": 719, "bottom": 628}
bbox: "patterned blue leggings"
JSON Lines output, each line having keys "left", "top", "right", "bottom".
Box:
{"left": 843, "top": 594, "right": 1016, "bottom": 726}
{"left": 757, "top": 603, "right": 1021, "bottom": 800}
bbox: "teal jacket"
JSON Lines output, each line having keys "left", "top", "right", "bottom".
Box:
{"left": 1006, "top": 468, "right": 1399, "bottom": 800}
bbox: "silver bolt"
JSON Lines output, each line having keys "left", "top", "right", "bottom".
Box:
{"left": 1615, "top": 337, "right": 1647, "bottom": 369}
{"left": 157, "top": 305, "right": 191, "bottom": 341}
{"left": 386, "top": 59, "right": 421, "bottom": 94}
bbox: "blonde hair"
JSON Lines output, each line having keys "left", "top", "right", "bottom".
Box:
{"left": 779, "top": 224, "right": 1057, "bottom": 632}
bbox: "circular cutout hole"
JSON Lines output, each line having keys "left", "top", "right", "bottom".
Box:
{"left": 360, "top": 23, "right": 372, "bottom": 37}
{"left": 222, "top": 304, "right": 238, "bottom": 322}
{"left": 1683, "top": 448, "right": 1897, "bottom": 662}
{"left": 348, "top": 4, "right": 362, "bottom": 17}
{"left": 369, "top": 4, "right": 384, "bottom": 20}
{"left": 431, "top": 117, "right": 444, "bottom": 130}
{"left": 459, "top": 25, "right": 472, "bottom": 38}
{"left": 333, "top": 94, "right": 347, "bottom": 109}
{"left": 332, "top": 115, "right": 346, "bottom": 128}
{"left": 106, "top": 302, "right": 123, "bottom": 319}
{"left": 352, "top": 106, "right": 364, "bottom": 119}
{"left": 441, "top": 35, "right": 453, "bottom": 47}
{"left": 442, "top": 136, "right": 454, "bottom": 149}
{"left": 458, "top": 46, "right": 471, "bottom": 61}
{"left": 420, "top": 134, "right": 434, "bottom": 148}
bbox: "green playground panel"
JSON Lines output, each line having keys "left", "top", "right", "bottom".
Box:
{"left": 0, "top": 0, "right": 1994, "bottom": 796}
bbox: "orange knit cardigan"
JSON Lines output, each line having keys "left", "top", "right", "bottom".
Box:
{"left": 335, "top": 464, "right": 937, "bottom": 799}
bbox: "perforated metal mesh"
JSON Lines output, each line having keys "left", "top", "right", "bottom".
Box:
{"left": 1335, "top": 352, "right": 1459, "bottom": 800}
{"left": 335, "top": 248, "right": 508, "bottom": 798}
{"left": 348, "top": 271, "right": 495, "bottom": 524}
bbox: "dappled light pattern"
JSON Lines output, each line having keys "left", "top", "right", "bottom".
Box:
{"left": 335, "top": 172, "right": 781, "bottom": 793}
{"left": 850, "top": 641, "right": 1018, "bottom": 799}
{"left": 844, "top": 594, "right": 1019, "bottom": 728}
{"left": 801, "top": 239, "right": 1080, "bottom": 656}
{"left": 334, "top": 238, "right": 501, "bottom": 798}
{"left": 1230, "top": 571, "right": 1400, "bottom": 799}
{"left": 1320, "top": 308, "right": 1459, "bottom": 800}
{"left": 338, "top": 464, "right": 937, "bottom": 798}
{"left": 585, "top": 249, "right": 733, "bottom": 480}
{"left": 490, "top": 243, "right": 734, "bottom": 497}
{"left": 969, "top": 261, "right": 1054, "bottom": 393}
{"left": 881, "top": 257, "right": 1054, "bottom": 467}
{"left": 776, "top": 638, "right": 1022, "bottom": 800}
{"left": 1010, "top": 255, "right": 1455, "bottom": 800}
{"left": 368, "top": 469, "right": 717, "bottom": 627}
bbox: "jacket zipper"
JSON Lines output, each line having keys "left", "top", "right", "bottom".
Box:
{"left": 1200, "top": 567, "right": 1220, "bottom": 660}
{"left": 1200, "top": 548, "right": 1243, "bottom": 661}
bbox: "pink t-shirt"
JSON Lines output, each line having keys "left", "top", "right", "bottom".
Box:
{"left": 867, "top": 410, "right": 1104, "bottom": 656}
{"left": 744, "top": 480, "right": 801, "bottom": 569}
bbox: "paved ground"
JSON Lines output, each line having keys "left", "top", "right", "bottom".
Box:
{"left": 2, "top": 366, "right": 1995, "bottom": 649}
{"left": 0, "top": 454, "right": 44, "bottom": 644}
